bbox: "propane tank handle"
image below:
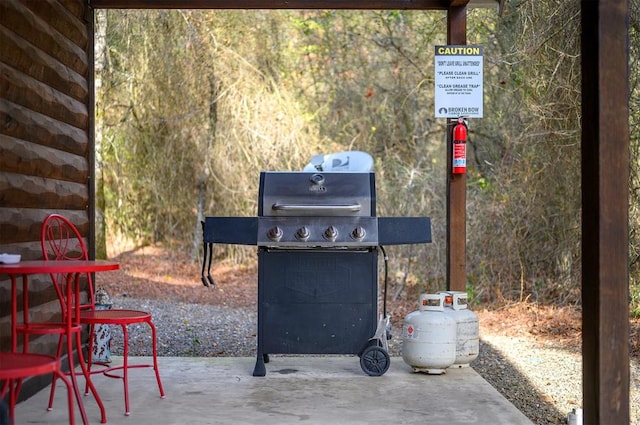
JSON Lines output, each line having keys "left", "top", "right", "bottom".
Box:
{"left": 419, "top": 293, "right": 445, "bottom": 312}
{"left": 451, "top": 292, "right": 469, "bottom": 311}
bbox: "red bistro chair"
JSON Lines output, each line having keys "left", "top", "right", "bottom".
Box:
{"left": 0, "top": 352, "right": 75, "bottom": 424}
{"left": 41, "top": 214, "right": 165, "bottom": 417}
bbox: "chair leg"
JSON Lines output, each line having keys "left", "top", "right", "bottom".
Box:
{"left": 68, "top": 332, "right": 89, "bottom": 425}
{"left": 3, "top": 378, "right": 17, "bottom": 423}
{"left": 55, "top": 369, "right": 76, "bottom": 425}
{"left": 74, "top": 331, "right": 106, "bottom": 424}
{"left": 0, "top": 379, "right": 8, "bottom": 398}
{"left": 48, "top": 333, "right": 65, "bottom": 411}
{"left": 121, "top": 325, "right": 130, "bottom": 416}
{"left": 149, "top": 320, "right": 165, "bottom": 398}
{"left": 84, "top": 324, "right": 95, "bottom": 396}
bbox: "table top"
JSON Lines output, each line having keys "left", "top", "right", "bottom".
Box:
{"left": 0, "top": 260, "right": 119, "bottom": 274}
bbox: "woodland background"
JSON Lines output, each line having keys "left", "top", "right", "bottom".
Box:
{"left": 93, "top": 1, "right": 640, "bottom": 312}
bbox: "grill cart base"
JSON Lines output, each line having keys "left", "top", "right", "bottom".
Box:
{"left": 253, "top": 248, "right": 378, "bottom": 376}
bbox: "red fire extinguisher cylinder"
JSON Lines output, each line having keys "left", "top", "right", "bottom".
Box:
{"left": 452, "top": 118, "right": 467, "bottom": 175}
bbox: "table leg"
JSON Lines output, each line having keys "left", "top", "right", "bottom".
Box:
{"left": 63, "top": 274, "right": 90, "bottom": 425}
{"left": 10, "top": 275, "right": 16, "bottom": 351}
{"left": 68, "top": 273, "right": 107, "bottom": 424}
{"left": 21, "top": 274, "right": 28, "bottom": 353}
{"left": 5, "top": 277, "right": 18, "bottom": 421}
{"left": 11, "top": 275, "right": 28, "bottom": 400}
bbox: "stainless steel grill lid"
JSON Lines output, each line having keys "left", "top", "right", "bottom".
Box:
{"left": 258, "top": 172, "right": 375, "bottom": 217}
{"left": 257, "top": 172, "right": 377, "bottom": 247}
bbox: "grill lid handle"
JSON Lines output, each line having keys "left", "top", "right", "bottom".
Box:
{"left": 271, "top": 203, "right": 362, "bottom": 213}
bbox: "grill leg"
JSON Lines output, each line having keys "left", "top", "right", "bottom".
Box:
{"left": 252, "top": 351, "right": 266, "bottom": 377}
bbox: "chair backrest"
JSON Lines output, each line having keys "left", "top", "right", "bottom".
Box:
{"left": 41, "top": 214, "right": 95, "bottom": 311}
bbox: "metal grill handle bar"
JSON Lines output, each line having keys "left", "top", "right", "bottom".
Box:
{"left": 271, "top": 203, "right": 361, "bottom": 213}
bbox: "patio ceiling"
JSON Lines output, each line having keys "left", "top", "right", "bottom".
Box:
{"left": 89, "top": 0, "right": 504, "bottom": 11}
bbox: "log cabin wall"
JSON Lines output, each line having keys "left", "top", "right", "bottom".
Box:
{"left": 0, "top": 0, "right": 93, "bottom": 355}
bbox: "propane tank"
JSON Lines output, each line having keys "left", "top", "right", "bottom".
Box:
{"left": 402, "top": 293, "right": 456, "bottom": 374}
{"left": 440, "top": 291, "right": 480, "bottom": 368}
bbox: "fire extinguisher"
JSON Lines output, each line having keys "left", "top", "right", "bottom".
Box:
{"left": 452, "top": 117, "right": 467, "bottom": 174}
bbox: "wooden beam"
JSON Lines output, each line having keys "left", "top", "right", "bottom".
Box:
{"left": 445, "top": 5, "right": 466, "bottom": 292}
{"left": 87, "top": 0, "right": 498, "bottom": 10}
{"left": 89, "top": 0, "right": 451, "bottom": 9}
{"left": 581, "top": 1, "right": 630, "bottom": 424}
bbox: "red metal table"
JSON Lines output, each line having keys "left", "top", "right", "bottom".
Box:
{"left": 0, "top": 260, "right": 119, "bottom": 425}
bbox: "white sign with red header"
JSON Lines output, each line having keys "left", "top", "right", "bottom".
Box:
{"left": 434, "top": 45, "right": 483, "bottom": 118}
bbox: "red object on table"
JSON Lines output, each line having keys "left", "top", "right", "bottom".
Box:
{"left": 0, "top": 259, "right": 119, "bottom": 425}
{"left": 41, "top": 214, "right": 165, "bottom": 418}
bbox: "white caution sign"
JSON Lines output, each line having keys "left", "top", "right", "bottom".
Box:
{"left": 434, "top": 45, "right": 483, "bottom": 118}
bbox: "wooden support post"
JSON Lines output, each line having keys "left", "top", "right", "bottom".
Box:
{"left": 581, "top": 1, "right": 630, "bottom": 423}
{"left": 446, "top": 5, "right": 467, "bottom": 292}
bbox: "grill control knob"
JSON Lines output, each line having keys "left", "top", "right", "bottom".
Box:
{"left": 267, "top": 226, "right": 283, "bottom": 242}
{"left": 351, "top": 226, "right": 366, "bottom": 241}
{"left": 323, "top": 225, "right": 338, "bottom": 241}
{"left": 295, "top": 226, "right": 310, "bottom": 241}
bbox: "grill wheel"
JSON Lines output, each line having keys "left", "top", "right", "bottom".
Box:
{"left": 359, "top": 340, "right": 390, "bottom": 376}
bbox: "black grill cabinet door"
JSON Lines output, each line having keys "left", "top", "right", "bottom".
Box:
{"left": 257, "top": 249, "right": 378, "bottom": 355}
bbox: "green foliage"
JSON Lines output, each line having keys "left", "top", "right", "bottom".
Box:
{"left": 466, "top": 1, "right": 582, "bottom": 305}
{"left": 96, "top": 3, "right": 638, "bottom": 309}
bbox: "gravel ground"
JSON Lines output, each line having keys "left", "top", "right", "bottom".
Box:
{"left": 104, "top": 296, "right": 639, "bottom": 425}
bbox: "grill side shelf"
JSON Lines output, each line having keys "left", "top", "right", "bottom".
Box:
{"left": 203, "top": 217, "right": 258, "bottom": 245}
{"left": 378, "top": 217, "right": 432, "bottom": 245}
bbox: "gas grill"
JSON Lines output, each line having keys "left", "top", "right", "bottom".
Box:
{"left": 202, "top": 170, "right": 431, "bottom": 376}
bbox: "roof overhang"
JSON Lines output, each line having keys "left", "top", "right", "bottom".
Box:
{"left": 88, "top": 0, "right": 504, "bottom": 12}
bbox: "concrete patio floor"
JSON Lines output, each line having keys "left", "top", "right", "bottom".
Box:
{"left": 14, "top": 356, "right": 533, "bottom": 425}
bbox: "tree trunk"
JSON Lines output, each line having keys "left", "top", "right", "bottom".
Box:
{"left": 94, "top": 9, "right": 108, "bottom": 259}
{"left": 192, "top": 74, "right": 220, "bottom": 261}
